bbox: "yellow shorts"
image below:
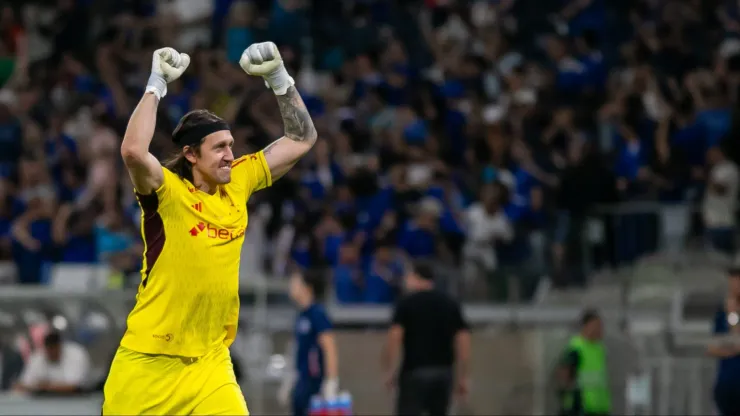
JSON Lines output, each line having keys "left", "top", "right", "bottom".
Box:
{"left": 102, "top": 345, "right": 248, "bottom": 415}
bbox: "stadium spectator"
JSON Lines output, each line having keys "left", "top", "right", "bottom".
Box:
{"left": 333, "top": 242, "right": 364, "bottom": 304}
{"left": 364, "top": 238, "right": 405, "bottom": 304}
{"left": 11, "top": 156, "right": 56, "bottom": 284}
{"left": 14, "top": 330, "right": 90, "bottom": 395}
{"left": 0, "top": 0, "right": 740, "bottom": 303}
{"left": 0, "top": 90, "right": 22, "bottom": 178}
{"left": 708, "top": 267, "right": 740, "bottom": 416}
{"left": 557, "top": 309, "right": 611, "bottom": 416}
{"left": 703, "top": 146, "right": 739, "bottom": 255}
{"left": 382, "top": 261, "right": 470, "bottom": 416}
{"left": 398, "top": 197, "right": 450, "bottom": 261}
{"left": 462, "top": 181, "right": 513, "bottom": 299}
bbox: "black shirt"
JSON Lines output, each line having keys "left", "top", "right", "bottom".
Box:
{"left": 392, "top": 290, "right": 469, "bottom": 374}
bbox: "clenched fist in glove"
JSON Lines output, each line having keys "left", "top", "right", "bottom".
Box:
{"left": 239, "top": 42, "right": 295, "bottom": 95}
{"left": 146, "top": 47, "right": 191, "bottom": 100}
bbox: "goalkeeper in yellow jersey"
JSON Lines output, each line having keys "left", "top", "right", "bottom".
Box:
{"left": 102, "top": 42, "right": 317, "bottom": 415}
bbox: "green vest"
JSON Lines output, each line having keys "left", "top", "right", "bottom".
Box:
{"left": 567, "top": 335, "right": 611, "bottom": 413}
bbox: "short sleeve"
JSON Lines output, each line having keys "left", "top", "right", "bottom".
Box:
{"left": 135, "top": 167, "right": 178, "bottom": 211}
{"left": 158, "top": 167, "right": 179, "bottom": 198}
{"left": 392, "top": 298, "right": 408, "bottom": 327}
{"left": 232, "top": 151, "right": 272, "bottom": 198}
{"left": 135, "top": 166, "right": 175, "bottom": 200}
{"left": 312, "top": 307, "right": 332, "bottom": 335}
{"left": 453, "top": 302, "right": 470, "bottom": 332}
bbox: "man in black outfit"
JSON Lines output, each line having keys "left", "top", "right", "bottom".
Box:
{"left": 381, "top": 261, "right": 471, "bottom": 416}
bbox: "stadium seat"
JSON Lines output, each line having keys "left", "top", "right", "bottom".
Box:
{"left": 49, "top": 264, "right": 111, "bottom": 293}
{"left": 0, "top": 261, "right": 18, "bottom": 284}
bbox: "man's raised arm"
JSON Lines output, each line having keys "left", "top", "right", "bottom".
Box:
{"left": 120, "top": 48, "right": 190, "bottom": 195}
{"left": 239, "top": 42, "right": 317, "bottom": 181}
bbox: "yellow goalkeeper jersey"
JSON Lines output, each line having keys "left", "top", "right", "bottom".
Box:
{"left": 120, "top": 151, "right": 272, "bottom": 357}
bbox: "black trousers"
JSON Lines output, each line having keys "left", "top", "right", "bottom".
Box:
{"left": 715, "top": 383, "right": 740, "bottom": 416}
{"left": 396, "top": 367, "right": 453, "bottom": 416}
{"left": 292, "top": 377, "right": 322, "bottom": 416}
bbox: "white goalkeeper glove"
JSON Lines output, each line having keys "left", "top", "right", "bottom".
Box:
{"left": 321, "top": 378, "right": 339, "bottom": 400}
{"left": 239, "top": 41, "right": 295, "bottom": 95}
{"left": 146, "top": 47, "right": 191, "bottom": 100}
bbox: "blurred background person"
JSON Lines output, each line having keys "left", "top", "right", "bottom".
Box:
{"left": 703, "top": 146, "right": 739, "bottom": 256}
{"left": 287, "top": 270, "right": 339, "bottom": 416}
{"left": 14, "top": 330, "right": 90, "bottom": 396}
{"left": 382, "top": 262, "right": 470, "bottom": 416}
{"left": 462, "top": 181, "right": 513, "bottom": 299}
{"left": 708, "top": 268, "right": 740, "bottom": 416}
{"left": 557, "top": 309, "right": 611, "bottom": 416}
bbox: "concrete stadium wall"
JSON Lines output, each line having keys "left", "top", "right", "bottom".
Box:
{"left": 246, "top": 328, "right": 642, "bottom": 416}
{"left": 334, "top": 330, "right": 543, "bottom": 415}
{"left": 248, "top": 329, "right": 548, "bottom": 415}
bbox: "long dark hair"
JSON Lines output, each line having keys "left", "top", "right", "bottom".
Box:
{"left": 163, "top": 109, "right": 225, "bottom": 183}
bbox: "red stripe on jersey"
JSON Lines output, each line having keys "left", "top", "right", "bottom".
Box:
{"left": 136, "top": 192, "right": 165, "bottom": 288}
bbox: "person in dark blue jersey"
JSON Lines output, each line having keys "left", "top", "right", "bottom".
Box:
{"left": 286, "top": 269, "right": 340, "bottom": 416}
{"left": 709, "top": 267, "right": 740, "bottom": 416}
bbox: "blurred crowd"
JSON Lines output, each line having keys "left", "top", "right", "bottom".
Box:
{"left": 1, "top": 0, "right": 740, "bottom": 304}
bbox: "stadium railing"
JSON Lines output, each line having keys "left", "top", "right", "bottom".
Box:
{"left": 0, "top": 278, "right": 721, "bottom": 416}
{"left": 0, "top": 200, "right": 728, "bottom": 414}
{"left": 579, "top": 201, "right": 728, "bottom": 277}
{"left": 0, "top": 357, "right": 717, "bottom": 416}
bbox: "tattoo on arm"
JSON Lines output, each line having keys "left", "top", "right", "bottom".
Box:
{"left": 269, "top": 86, "right": 317, "bottom": 152}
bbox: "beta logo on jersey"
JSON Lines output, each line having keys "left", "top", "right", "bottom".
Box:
{"left": 189, "top": 221, "right": 245, "bottom": 240}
